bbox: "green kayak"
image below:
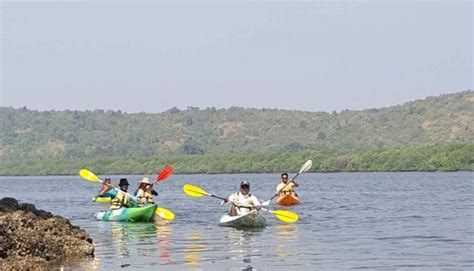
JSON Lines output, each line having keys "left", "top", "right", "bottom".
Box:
{"left": 95, "top": 204, "right": 157, "bottom": 222}
{"left": 219, "top": 210, "right": 267, "bottom": 228}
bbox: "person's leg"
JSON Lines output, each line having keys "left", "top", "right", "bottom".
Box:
{"left": 229, "top": 206, "right": 237, "bottom": 216}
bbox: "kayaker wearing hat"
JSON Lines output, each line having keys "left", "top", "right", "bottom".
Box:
{"left": 223, "top": 180, "right": 261, "bottom": 216}
{"left": 110, "top": 178, "right": 131, "bottom": 209}
{"left": 276, "top": 172, "right": 299, "bottom": 196}
{"left": 135, "top": 177, "right": 157, "bottom": 204}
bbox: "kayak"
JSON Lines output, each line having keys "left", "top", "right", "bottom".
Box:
{"left": 95, "top": 204, "right": 157, "bottom": 222}
{"left": 92, "top": 196, "right": 112, "bottom": 204}
{"left": 92, "top": 189, "right": 117, "bottom": 203}
{"left": 219, "top": 210, "right": 266, "bottom": 228}
{"left": 276, "top": 193, "right": 300, "bottom": 206}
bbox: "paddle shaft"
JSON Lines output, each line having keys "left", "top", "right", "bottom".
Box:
{"left": 261, "top": 207, "right": 277, "bottom": 214}
{"left": 208, "top": 193, "right": 256, "bottom": 207}
{"left": 209, "top": 194, "right": 227, "bottom": 201}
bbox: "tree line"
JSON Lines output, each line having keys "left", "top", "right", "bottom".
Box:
{"left": 1, "top": 144, "right": 472, "bottom": 175}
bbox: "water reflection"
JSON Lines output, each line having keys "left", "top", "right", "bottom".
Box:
{"left": 184, "top": 230, "right": 206, "bottom": 266}
{"left": 224, "top": 228, "right": 265, "bottom": 270}
{"left": 57, "top": 256, "right": 100, "bottom": 271}
{"left": 273, "top": 224, "right": 299, "bottom": 258}
{"left": 275, "top": 223, "right": 298, "bottom": 237}
{"left": 155, "top": 219, "right": 173, "bottom": 264}
{"left": 109, "top": 222, "right": 158, "bottom": 257}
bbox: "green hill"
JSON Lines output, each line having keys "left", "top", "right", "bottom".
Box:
{"left": 1, "top": 91, "right": 473, "bottom": 175}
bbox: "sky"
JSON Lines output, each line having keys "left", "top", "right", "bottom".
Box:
{"left": 1, "top": 1, "right": 472, "bottom": 113}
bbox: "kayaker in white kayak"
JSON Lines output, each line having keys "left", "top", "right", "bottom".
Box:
{"left": 135, "top": 177, "right": 157, "bottom": 204}
{"left": 109, "top": 178, "right": 131, "bottom": 209}
{"left": 223, "top": 180, "right": 261, "bottom": 216}
{"left": 276, "top": 172, "right": 299, "bottom": 197}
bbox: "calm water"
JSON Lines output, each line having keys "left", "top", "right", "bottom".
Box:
{"left": 0, "top": 172, "right": 473, "bottom": 270}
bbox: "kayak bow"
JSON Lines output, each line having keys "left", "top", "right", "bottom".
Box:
{"left": 95, "top": 204, "right": 157, "bottom": 222}
{"left": 218, "top": 210, "right": 267, "bottom": 228}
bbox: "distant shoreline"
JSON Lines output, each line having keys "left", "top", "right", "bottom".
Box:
{"left": 1, "top": 169, "right": 472, "bottom": 178}
{"left": 2, "top": 144, "right": 473, "bottom": 176}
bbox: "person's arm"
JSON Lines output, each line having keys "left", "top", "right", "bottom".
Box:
{"left": 292, "top": 181, "right": 299, "bottom": 187}
{"left": 252, "top": 196, "right": 262, "bottom": 210}
{"left": 276, "top": 183, "right": 282, "bottom": 195}
{"left": 223, "top": 193, "right": 235, "bottom": 204}
{"left": 98, "top": 185, "right": 111, "bottom": 196}
{"left": 149, "top": 185, "right": 158, "bottom": 196}
{"left": 136, "top": 189, "right": 145, "bottom": 203}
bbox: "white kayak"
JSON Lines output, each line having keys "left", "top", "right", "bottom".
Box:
{"left": 219, "top": 210, "right": 267, "bottom": 228}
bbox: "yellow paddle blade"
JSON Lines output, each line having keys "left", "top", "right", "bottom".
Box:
{"left": 155, "top": 207, "right": 175, "bottom": 220}
{"left": 182, "top": 184, "right": 209, "bottom": 198}
{"left": 79, "top": 169, "right": 101, "bottom": 182}
{"left": 271, "top": 209, "right": 299, "bottom": 223}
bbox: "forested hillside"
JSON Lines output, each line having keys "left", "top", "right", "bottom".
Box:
{"left": 1, "top": 91, "right": 473, "bottom": 175}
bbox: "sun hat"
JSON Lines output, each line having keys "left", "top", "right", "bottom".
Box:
{"left": 139, "top": 177, "right": 152, "bottom": 185}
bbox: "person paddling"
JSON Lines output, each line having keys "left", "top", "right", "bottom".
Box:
{"left": 276, "top": 172, "right": 299, "bottom": 197}
{"left": 223, "top": 180, "right": 261, "bottom": 216}
{"left": 109, "top": 178, "right": 131, "bottom": 209}
{"left": 135, "top": 177, "right": 158, "bottom": 204}
{"left": 97, "top": 177, "right": 118, "bottom": 198}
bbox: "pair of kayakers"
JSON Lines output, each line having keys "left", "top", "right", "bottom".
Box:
{"left": 97, "top": 177, "right": 157, "bottom": 209}
{"left": 222, "top": 173, "right": 299, "bottom": 216}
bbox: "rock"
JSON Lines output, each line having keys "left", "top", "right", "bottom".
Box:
{"left": 0, "top": 197, "right": 19, "bottom": 212}
{"left": 0, "top": 198, "right": 94, "bottom": 270}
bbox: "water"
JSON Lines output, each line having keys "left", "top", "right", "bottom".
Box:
{"left": 0, "top": 172, "right": 473, "bottom": 270}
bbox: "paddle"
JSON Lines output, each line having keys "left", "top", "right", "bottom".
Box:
{"left": 155, "top": 165, "right": 173, "bottom": 183}
{"left": 182, "top": 184, "right": 299, "bottom": 223}
{"left": 261, "top": 159, "right": 313, "bottom": 206}
{"left": 79, "top": 169, "right": 175, "bottom": 220}
{"left": 182, "top": 184, "right": 226, "bottom": 200}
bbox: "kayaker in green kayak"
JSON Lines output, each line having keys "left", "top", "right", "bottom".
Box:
{"left": 135, "top": 177, "right": 157, "bottom": 204}
{"left": 223, "top": 180, "right": 261, "bottom": 216}
{"left": 97, "top": 177, "right": 117, "bottom": 198}
{"left": 109, "top": 178, "right": 131, "bottom": 209}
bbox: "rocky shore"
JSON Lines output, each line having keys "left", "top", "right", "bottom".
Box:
{"left": 0, "top": 197, "right": 94, "bottom": 270}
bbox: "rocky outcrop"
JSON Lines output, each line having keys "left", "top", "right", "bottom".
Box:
{"left": 0, "top": 197, "right": 94, "bottom": 270}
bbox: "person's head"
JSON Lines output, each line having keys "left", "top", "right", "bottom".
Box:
{"left": 281, "top": 173, "right": 289, "bottom": 183}
{"left": 240, "top": 180, "right": 250, "bottom": 195}
{"left": 119, "top": 178, "right": 129, "bottom": 191}
{"left": 101, "top": 177, "right": 112, "bottom": 189}
{"left": 139, "top": 177, "right": 152, "bottom": 189}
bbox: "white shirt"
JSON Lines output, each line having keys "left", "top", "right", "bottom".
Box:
{"left": 226, "top": 192, "right": 261, "bottom": 215}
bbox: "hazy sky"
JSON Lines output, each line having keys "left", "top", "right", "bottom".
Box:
{"left": 1, "top": 1, "right": 472, "bottom": 113}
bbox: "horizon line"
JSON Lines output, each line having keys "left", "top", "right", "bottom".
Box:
{"left": 1, "top": 89, "right": 471, "bottom": 115}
